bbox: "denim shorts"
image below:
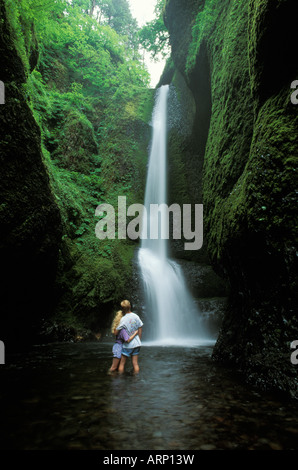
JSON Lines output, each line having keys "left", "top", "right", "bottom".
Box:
{"left": 122, "top": 347, "right": 141, "bottom": 357}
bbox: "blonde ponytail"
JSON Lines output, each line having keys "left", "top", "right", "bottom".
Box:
{"left": 111, "top": 310, "right": 123, "bottom": 334}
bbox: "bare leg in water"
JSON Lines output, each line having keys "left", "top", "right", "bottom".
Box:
{"left": 132, "top": 355, "right": 140, "bottom": 374}
{"left": 118, "top": 355, "right": 126, "bottom": 374}
{"left": 118, "top": 354, "right": 140, "bottom": 374}
{"left": 109, "top": 358, "right": 120, "bottom": 373}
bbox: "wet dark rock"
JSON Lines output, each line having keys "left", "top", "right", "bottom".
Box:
{"left": 176, "top": 258, "right": 229, "bottom": 299}
{"left": 0, "top": 0, "right": 62, "bottom": 347}
{"left": 37, "top": 320, "right": 99, "bottom": 344}
{"left": 164, "top": 0, "right": 298, "bottom": 399}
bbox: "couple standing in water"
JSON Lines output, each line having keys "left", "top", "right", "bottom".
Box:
{"left": 109, "top": 300, "right": 143, "bottom": 374}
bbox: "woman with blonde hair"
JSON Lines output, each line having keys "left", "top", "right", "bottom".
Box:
{"left": 115, "top": 300, "right": 143, "bottom": 374}
{"left": 109, "top": 307, "right": 138, "bottom": 373}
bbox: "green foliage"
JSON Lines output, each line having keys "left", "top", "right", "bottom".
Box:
{"left": 185, "top": 0, "right": 226, "bottom": 77}
{"left": 5, "top": 0, "right": 66, "bottom": 72}
{"left": 74, "top": 0, "right": 139, "bottom": 51}
{"left": 4, "top": 0, "right": 154, "bottom": 330}
{"left": 138, "top": 0, "right": 170, "bottom": 61}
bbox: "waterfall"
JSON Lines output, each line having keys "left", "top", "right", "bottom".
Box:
{"left": 138, "top": 85, "right": 211, "bottom": 346}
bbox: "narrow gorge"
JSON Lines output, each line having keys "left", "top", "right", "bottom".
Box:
{"left": 0, "top": 0, "right": 298, "bottom": 452}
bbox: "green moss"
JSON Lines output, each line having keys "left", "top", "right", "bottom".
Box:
{"left": 165, "top": 0, "right": 298, "bottom": 395}
{"left": 194, "top": 0, "right": 254, "bottom": 260}
{"left": 35, "top": 81, "right": 154, "bottom": 331}
{"left": 245, "top": 90, "right": 298, "bottom": 239}
{"left": 185, "top": 0, "right": 224, "bottom": 77}
{"left": 1, "top": 0, "right": 155, "bottom": 342}
{"left": 0, "top": 0, "right": 62, "bottom": 345}
{"left": 51, "top": 109, "right": 98, "bottom": 173}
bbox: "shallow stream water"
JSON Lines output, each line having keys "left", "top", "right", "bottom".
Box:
{"left": 1, "top": 341, "right": 298, "bottom": 450}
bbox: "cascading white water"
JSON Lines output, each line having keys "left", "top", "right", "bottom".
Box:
{"left": 138, "top": 85, "right": 211, "bottom": 346}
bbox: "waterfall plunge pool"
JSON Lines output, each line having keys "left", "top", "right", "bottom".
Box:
{"left": 1, "top": 341, "right": 298, "bottom": 451}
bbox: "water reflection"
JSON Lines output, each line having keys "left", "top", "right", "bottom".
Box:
{"left": 1, "top": 341, "right": 298, "bottom": 450}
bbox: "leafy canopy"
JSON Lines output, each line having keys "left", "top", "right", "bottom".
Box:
{"left": 138, "top": 0, "right": 170, "bottom": 61}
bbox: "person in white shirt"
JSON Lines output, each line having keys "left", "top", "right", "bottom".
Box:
{"left": 116, "top": 300, "right": 143, "bottom": 374}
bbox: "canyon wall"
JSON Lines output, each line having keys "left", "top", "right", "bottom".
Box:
{"left": 162, "top": 0, "right": 298, "bottom": 397}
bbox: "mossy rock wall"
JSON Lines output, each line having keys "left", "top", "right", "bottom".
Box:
{"left": 164, "top": 0, "right": 298, "bottom": 397}
{"left": 0, "top": 0, "right": 62, "bottom": 345}
{"left": 44, "top": 87, "right": 154, "bottom": 338}
{"left": 0, "top": 0, "right": 155, "bottom": 344}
